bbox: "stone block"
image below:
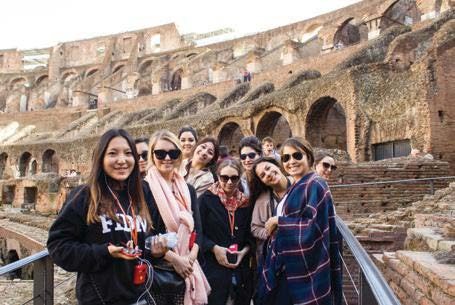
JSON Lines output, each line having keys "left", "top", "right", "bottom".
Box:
{"left": 430, "top": 288, "right": 454, "bottom": 305}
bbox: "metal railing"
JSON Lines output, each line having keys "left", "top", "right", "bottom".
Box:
{"left": 0, "top": 249, "right": 53, "bottom": 305}
{"left": 336, "top": 216, "right": 401, "bottom": 305}
{"left": 331, "top": 176, "right": 455, "bottom": 195}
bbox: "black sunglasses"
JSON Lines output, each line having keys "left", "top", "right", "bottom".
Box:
{"left": 322, "top": 162, "right": 337, "bottom": 171}
{"left": 281, "top": 152, "right": 305, "bottom": 163}
{"left": 240, "top": 152, "right": 258, "bottom": 160}
{"left": 138, "top": 151, "right": 148, "bottom": 160}
{"left": 219, "top": 175, "right": 240, "bottom": 183}
{"left": 153, "top": 149, "right": 181, "bottom": 160}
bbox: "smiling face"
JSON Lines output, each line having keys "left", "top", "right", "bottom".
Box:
{"left": 153, "top": 139, "right": 180, "bottom": 178}
{"left": 193, "top": 141, "right": 215, "bottom": 168}
{"left": 219, "top": 166, "right": 240, "bottom": 197}
{"left": 316, "top": 156, "right": 336, "bottom": 181}
{"left": 103, "top": 136, "right": 135, "bottom": 182}
{"left": 282, "top": 145, "right": 310, "bottom": 181}
{"left": 240, "top": 146, "right": 260, "bottom": 172}
{"left": 179, "top": 131, "right": 196, "bottom": 159}
{"left": 255, "top": 161, "right": 283, "bottom": 187}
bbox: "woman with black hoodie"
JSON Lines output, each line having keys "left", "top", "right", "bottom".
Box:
{"left": 47, "top": 129, "right": 166, "bottom": 305}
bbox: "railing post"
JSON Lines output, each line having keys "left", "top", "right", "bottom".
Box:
{"left": 33, "top": 256, "right": 54, "bottom": 305}
{"left": 359, "top": 271, "right": 378, "bottom": 305}
{"left": 429, "top": 179, "right": 435, "bottom": 195}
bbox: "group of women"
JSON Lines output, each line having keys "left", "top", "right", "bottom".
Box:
{"left": 47, "top": 125, "right": 341, "bottom": 305}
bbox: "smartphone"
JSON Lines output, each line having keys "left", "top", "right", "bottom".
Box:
{"left": 227, "top": 244, "right": 238, "bottom": 264}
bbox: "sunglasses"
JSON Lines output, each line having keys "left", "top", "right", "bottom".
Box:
{"left": 219, "top": 175, "right": 240, "bottom": 183}
{"left": 153, "top": 149, "right": 181, "bottom": 160}
{"left": 281, "top": 152, "right": 305, "bottom": 163}
{"left": 322, "top": 162, "right": 337, "bottom": 171}
{"left": 240, "top": 152, "right": 258, "bottom": 160}
{"left": 138, "top": 151, "right": 148, "bottom": 160}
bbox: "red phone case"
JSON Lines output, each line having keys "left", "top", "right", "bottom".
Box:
{"left": 133, "top": 264, "right": 147, "bottom": 285}
{"left": 189, "top": 231, "right": 197, "bottom": 250}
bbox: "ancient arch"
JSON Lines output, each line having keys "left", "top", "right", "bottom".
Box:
{"left": 256, "top": 111, "right": 292, "bottom": 148}
{"left": 19, "top": 152, "right": 32, "bottom": 177}
{"left": 186, "top": 53, "right": 197, "bottom": 58}
{"left": 85, "top": 68, "right": 99, "bottom": 78}
{"left": 112, "top": 64, "right": 125, "bottom": 74}
{"left": 218, "top": 122, "right": 245, "bottom": 156}
{"left": 305, "top": 96, "right": 347, "bottom": 150}
{"left": 138, "top": 59, "right": 153, "bottom": 74}
{"left": 0, "top": 153, "right": 7, "bottom": 179}
{"left": 380, "top": 0, "right": 421, "bottom": 31}
{"left": 35, "top": 74, "right": 49, "bottom": 87}
{"left": 9, "top": 77, "right": 27, "bottom": 91}
{"left": 30, "top": 160, "right": 37, "bottom": 175}
{"left": 61, "top": 71, "right": 78, "bottom": 84}
{"left": 170, "top": 69, "right": 183, "bottom": 91}
{"left": 333, "top": 18, "right": 361, "bottom": 48}
{"left": 42, "top": 149, "right": 59, "bottom": 173}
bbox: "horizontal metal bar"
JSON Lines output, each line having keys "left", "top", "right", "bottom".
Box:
{"left": 331, "top": 176, "right": 455, "bottom": 188}
{"left": 336, "top": 216, "right": 401, "bottom": 305}
{"left": 0, "top": 249, "right": 49, "bottom": 276}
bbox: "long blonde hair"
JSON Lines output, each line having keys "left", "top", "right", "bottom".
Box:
{"left": 148, "top": 130, "right": 183, "bottom": 169}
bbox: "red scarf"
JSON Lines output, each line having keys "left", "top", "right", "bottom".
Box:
{"left": 208, "top": 182, "right": 249, "bottom": 212}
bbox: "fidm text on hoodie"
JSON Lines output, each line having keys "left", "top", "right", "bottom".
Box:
{"left": 47, "top": 183, "right": 155, "bottom": 305}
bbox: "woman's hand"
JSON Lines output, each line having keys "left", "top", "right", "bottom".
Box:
{"left": 107, "top": 245, "right": 139, "bottom": 260}
{"left": 233, "top": 246, "right": 250, "bottom": 267}
{"left": 265, "top": 216, "right": 279, "bottom": 236}
{"left": 212, "top": 245, "right": 236, "bottom": 269}
{"left": 149, "top": 235, "right": 168, "bottom": 257}
{"left": 170, "top": 255, "right": 193, "bottom": 278}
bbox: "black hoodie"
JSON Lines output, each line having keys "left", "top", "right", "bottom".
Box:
{"left": 48, "top": 183, "right": 155, "bottom": 305}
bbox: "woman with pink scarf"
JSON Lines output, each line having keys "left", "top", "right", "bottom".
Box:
{"left": 144, "top": 130, "right": 210, "bottom": 305}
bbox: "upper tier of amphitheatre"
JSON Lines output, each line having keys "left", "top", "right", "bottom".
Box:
{"left": 0, "top": 0, "right": 454, "bottom": 180}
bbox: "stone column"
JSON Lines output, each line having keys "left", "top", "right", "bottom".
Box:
{"left": 282, "top": 40, "right": 300, "bottom": 66}
{"left": 246, "top": 51, "right": 262, "bottom": 74}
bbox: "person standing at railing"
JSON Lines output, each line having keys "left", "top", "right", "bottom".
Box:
{"left": 47, "top": 129, "right": 168, "bottom": 305}
{"left": 258, "top": 137, "right": 342, "bottom": 305}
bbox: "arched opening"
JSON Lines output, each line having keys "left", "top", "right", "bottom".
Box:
{"left": 9, "top": 77, "right": 27, "bottom": 91}
{"left": 138, "top": 59, "right": 153, "bottom": 74}
{"left": 218, "top": 123, "right": 245, "bottom": 157}
{"left": 170, "top": 69, "right": 183, "bottom": 91}
{"left": 30, "top": 160, "right": 37, "bottom": 176}
{"left": 186, "top": 53, "right": 197, "bottom": 58}
{"left": 42, "top": 149, "right": 59, "bottom": 173}
{"left": 301, "top": 24, "right": 323, "bottom": 43}
{"left": 19, "top": 152, "right": 32, "bottom": 177}
{"left": 138, "top": 87, "right": 152, "bottom": 96}
{"left": 0, "top": 153, "right": 7, "bottom": 179}
{"left": 380, "top": 0, "right": 421, "bottom": 31}
{"left": 85, "top": 68, "right": 99, "bottom": 78}
{"left": 113, "top": 64, "right": 125, "bottom": 74}
{"left": 306, "top": 97, "right": 347, "bottom": 150}
{"left": 2, "top": 185, "right": 15, "bottom": 205}
{"left": 61, "top": 71, "right": 78, "bottom": 84}
{"left": 24, "top": 186, "right": 37, "bottom": 209}
{"left": 333, "top": 18, "right": 360, "bottom": 48}
{"left": 35, "top": 74, "right": 49, "bottom": 87}
{"left": 256, "top": 111, "right": 292, "bottom": 148}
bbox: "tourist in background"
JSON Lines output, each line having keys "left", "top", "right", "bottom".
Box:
{"left": 261, "top": 137, "right": 280, "bottom": 161}
{"left": 135, "top": 136, "right": 149, "bottom": 177}
{"left": 314, "top": 152, "right": 337, "bottom": 181}
{"left": 144, "top": 130, "right": 210, "bottom": 305}
{"left": 217, "top": 145, "right": 234, "bottom": 165}
{"left": 238, "top": 136, "right": 262, "bottom": 197}
{"left": 259, "top": 137, "right": 342, "bottom": 305}
{"left": 47, "top": 128, "right": 167, "bottom": 305}
{"left": 182, "top": 137, "right": 220, "bottom": 197}
{"left": 199, "top": 159, "right": 254, "bottom": 305}
{"left": 249, "top": 157, "right": 293, "bottom": 262}
{"left": 178, "top": 126, "right": 198, "bottom": 165}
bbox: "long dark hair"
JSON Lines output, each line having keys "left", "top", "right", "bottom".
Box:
{"left": 249, "top": 157, "right": 283, "bottom": 207}
{"left": 86, "top": 129, "right": 151, "bottom": 229}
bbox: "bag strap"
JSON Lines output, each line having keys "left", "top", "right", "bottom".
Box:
{"left": 89, "top": 274, "right": 107, "bottom": 305}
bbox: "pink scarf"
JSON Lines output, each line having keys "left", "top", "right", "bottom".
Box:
{"left": 145, "top": 166, "right": 211, "bottom": 305}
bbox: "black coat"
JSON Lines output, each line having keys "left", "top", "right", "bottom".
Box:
{"left": 198, "top": 190, "right": 254, "bottom": 305}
